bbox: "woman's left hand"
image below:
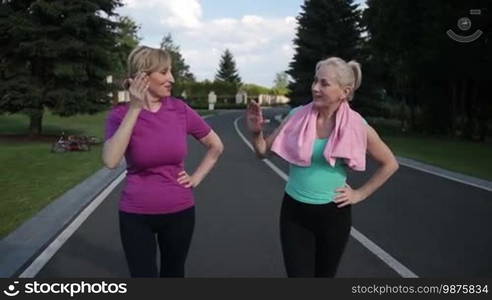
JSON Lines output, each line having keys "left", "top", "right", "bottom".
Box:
{"left": 334, "top": 185, "right": 364, "bottom": 208}
{"left": 177, "top": 171, "right": 199, "bottom": 188}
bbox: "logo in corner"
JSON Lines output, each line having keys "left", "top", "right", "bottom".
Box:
{"left": 447, "top": 9, "right": 483, "bottom": 43}
{"left": 3, "top": 281, "right": 20, "bottom": 297}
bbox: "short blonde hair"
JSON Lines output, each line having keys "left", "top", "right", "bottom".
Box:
{"left": 123, "top": 46, "right": 171, "bottom": 89}
{"left": 315, "top": 57, "right": 362, "bottom": 101}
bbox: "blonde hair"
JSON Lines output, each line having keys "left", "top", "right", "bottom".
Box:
{"left": 123, "top": 46, "right": 171, "bottom": 89}
{"left": 315, "top": 57, "right": 362, "bottom": 101}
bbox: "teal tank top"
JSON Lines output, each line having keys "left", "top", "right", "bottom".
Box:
{"left": 283, "top": 106, "right": 348, "bottom": 204}
{"left": 285, "top": 138, "right": 347, "bottom": 204}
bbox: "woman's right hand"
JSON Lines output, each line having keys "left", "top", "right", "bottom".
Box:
{"left": 128, "top": 72, "right": 149, "bottom": 110}
{"left": 246, "top": 100, "right": 266, "bottom": 134}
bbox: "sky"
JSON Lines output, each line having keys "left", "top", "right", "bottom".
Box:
{"left": 116, "top": 0, "right": 366, "bottom": 88}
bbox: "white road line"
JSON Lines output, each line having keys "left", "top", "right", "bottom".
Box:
{"left": 19, "top": 171, "right": 127, "bottom": 278}
{"left": 233, "top": 116, "right": 418, "bottom": 278}
{"left": 20, "top": 112, "right": 216, "bottom": 277}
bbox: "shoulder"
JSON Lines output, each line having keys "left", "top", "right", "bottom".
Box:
{"left": 166, "top": 97, "right": 191, "bottom": 113}
{"left": 108, "top": 103, "right": 129, "bottom": 119}
{"left": 288, "top": 105, "right": 304, "bottom": 116}
{"left": 347, "top": 107, "right": 367, "bottom": 126}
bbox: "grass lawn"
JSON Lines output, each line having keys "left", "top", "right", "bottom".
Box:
{"left": 369, "top": 117, "right": 492, "bottom": 181}
{"left": 1, "top": 111, "right": 489, "bottom": 237}
{"left": 0, "top": 111, "right": 107, "bottom": 238}
{"left": 0, "top": 108, "right": 215, "bottom": 238}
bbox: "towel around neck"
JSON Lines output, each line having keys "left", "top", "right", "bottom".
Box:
{"left": 271, "top": 101, "right": 367, "bottom": 171}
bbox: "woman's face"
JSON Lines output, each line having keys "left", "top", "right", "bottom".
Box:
{"left": 147, "top": 67, "right": 175, "bottom": 99}
{"left": 311, "top": 65, "right": 349, "bottom": 109}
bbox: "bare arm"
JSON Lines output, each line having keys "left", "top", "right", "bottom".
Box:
{"left": 102, "top": 107, "right": 141, "bottom": 169}
{"left": 177, "top": 130, "right": 224, "bottom": 188}
{"left": 251, "top": 117, "right": 290, "bottom": 159}
{"left": 358, "top": 125, "right": 399, "bottom": 199}
{"left": 335, "top": 125, "right": 399, "bottom": 207}
{"left": 102, "top": 72, "right": 149, "bottom": 169}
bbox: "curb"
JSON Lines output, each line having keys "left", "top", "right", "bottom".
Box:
{"left": 0, "top": 164, "right": 126, "bottom": 277}
{"left": 0, "top": 110, "right": 219, "bottom": 278}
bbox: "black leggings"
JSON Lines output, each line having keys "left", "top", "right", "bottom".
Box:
{"left": 280, "top": 193, "right": 351, "bottom": 277}
{"left": 119, "top": 206, "right": 195, "bottom": 277}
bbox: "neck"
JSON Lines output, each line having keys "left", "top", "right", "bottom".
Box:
{"left": 144, "top": 94, "right": 162, "bottom": 111}
{"left": 317, "top": 102, "right": 342, "bottom": 121}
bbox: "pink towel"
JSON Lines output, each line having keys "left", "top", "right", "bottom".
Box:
{"left": 271, "top": 101, "right": 367, "bottom": 171}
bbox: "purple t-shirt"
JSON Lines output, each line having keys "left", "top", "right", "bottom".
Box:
{"left": 105, "top": 97, "right": 211, "bottom": 214}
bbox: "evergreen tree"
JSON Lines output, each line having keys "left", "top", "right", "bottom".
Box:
{"left": 364, "top": 0, "right": 492, "bottom": 138}
{"left": 113, "top": 16, "right": 140, "bottom": 78}
{"left": 0, "top": 0, "right": 123, "bottom": 135}
{"left": 215, "top": 49, "right": 242, "bottom": 87}
{"left": 287, "top": 0, "right": 362, "bottom": 105}
{"left": 160, "top": 33, "right": 195, "bottom": 82}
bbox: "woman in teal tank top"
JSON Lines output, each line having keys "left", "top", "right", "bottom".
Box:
{"left": 284, "top": 106, "right": 350, "bottom": 205}
{"left": 246, "top": 57, "right": 399, "bottom": 277}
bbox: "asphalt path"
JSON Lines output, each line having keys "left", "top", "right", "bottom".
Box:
{"left": 36, "top": 108, "right": 492, "bottom": 277}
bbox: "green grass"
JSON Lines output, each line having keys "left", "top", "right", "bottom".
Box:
{"left": 369, "top": 118, "right": 492, "bottom": 181}
{"left": 0, "top": 144, "right": 104, "bottom": 237}
{"left": 385, "top": 136, "right": 492, "bottom": 181}
{"left": 0, "top": 111, "right": 107, "bottom": 238}
{"left": 2, "top": 111, "right": 489, "bottom": 238}
{"left": 0, "top": 109, "right": 216, "bottom": 238}
{"left": 0, "top": 111, "right": 105, "bottom": 137}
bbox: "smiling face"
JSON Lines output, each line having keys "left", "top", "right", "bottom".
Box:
{"left": 311, "top": 65, "right": 350, "bottom": 109}
{"left": 126, "top": 46, "right": 174, "bottom": 99}
{"left": 147, "top": 67, "right": 174, "bottom": 98}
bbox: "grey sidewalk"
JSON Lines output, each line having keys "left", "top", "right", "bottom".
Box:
{"left": 0, "top": 112, "right": 219, "bottom": 278}
{"left": 1, "top": 109, "right": 490, "bottom": 278}
{"left": 0, "top": 164, "right": 125, "bottom": 277}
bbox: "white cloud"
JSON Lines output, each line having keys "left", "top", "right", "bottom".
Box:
{"left": 241, "top": 15, "right": 263, "bottom": 26}
{"left": 117, "top": 0, "right": 298, "bottom": 87}
{"left": 160, "top": 0, "right": 202, "bottom": 28}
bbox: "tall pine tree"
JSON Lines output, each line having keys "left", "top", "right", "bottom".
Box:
{"left": 0, "top": 0, "right": 122, "bottom": 135}
{"left": 364, "top": 0, "right": 492, "bottom": 138}
{"left": 113, "top": 16, "right": 141, "bottom": 78}
{"left": 215, "top": 49, "right": 242, "bottom": 87}
{"left": 287, "top": 0, "right": 362, "bottom": 105}
{"left": 160, "top": 33, "right": 195, "bottom": 82}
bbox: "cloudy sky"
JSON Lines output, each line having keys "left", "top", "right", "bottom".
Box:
{"left": 116, "top": 0, "right": 366, "bottom": 87}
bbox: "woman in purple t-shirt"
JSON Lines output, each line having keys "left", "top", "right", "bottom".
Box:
{"left": 103, "top": 46, "right": 224, "bottom": 277}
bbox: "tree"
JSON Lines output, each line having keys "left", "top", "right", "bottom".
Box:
{"left": 364, "top": 0, "right": 492, "bottom": 139}
{"left": 287, "top": 0, "right": 362, "bottom": 105}
{"left": 363, "top": 0, "right": 430, "bottom": 130}
{"left": 0, "top": 0, "right": 123, "bottom": 136}
{"left": 242, "top": 83, "right": 272, "bottom": 97}
{"left": 160, "top": 33, "right": 195, "bottom": 82}
{"left": 112, "top": 16, "right": 140, "bottom": 78}
{"left": 215, "top": 49, "right": 242, "bottom": 87}
{"left": 272, "top": 72, "right": 290, "bottom": 95}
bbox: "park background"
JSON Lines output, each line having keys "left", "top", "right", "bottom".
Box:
{"left": 0, "top": 0, "right": 491, "bottom": 238}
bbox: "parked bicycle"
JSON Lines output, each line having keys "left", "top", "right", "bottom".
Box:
{"left": 51, "top": 132, "right": 101, "bottom": 153}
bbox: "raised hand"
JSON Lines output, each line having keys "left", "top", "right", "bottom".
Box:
{"left": 246, "top": 100, "right": 267, "bottom": 134}
{"left": 128, "top": 72, "right": 149, "bottom": 109}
